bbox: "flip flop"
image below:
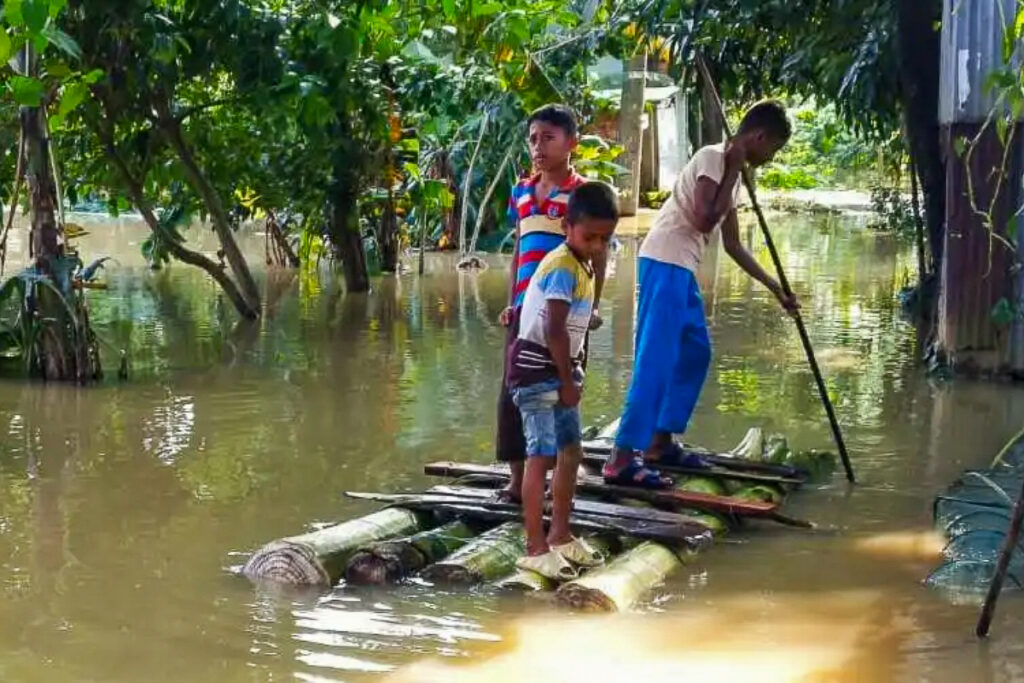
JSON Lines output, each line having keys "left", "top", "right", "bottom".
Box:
{"left": 603, "top": 455, "right": 675, "bottom": 489}
{"left": 516, "top": 550, "right": 579, "bottom": 581}
{"left": 552, "top": 537, "right": 605, "bottom": 567}
{"left": 646, "top": 441, "right": 711, "bottom": 470}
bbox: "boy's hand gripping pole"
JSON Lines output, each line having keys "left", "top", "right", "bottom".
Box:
{"left": 695, "top": 53, "right": 855, "bottom": 483}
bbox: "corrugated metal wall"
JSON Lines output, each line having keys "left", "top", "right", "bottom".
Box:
{"left": 939, "top": 0, "right": 1021, "bottom": 124}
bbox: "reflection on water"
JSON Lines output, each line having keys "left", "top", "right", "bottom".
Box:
{"left": 3, "top": 214, "right": 1024, "bottom": 681}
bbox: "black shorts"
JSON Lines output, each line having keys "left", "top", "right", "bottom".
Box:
{"left": 496, "top": 308, "right": 526, "bottom": 463}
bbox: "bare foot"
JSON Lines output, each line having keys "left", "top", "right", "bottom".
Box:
{"left": 526, "top": 541, "right": 550, "bottom": 556}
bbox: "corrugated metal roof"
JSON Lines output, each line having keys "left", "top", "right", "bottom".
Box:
{"left": 939, "top": 0, "right": 1022, "bottom": 124}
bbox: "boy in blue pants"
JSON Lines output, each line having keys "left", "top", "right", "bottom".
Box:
{"left": 604, "top": 101, "right": 798, "bottom": 487}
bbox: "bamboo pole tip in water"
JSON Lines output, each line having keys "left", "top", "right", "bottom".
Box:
{"left": 241, "top": 540, "right": 331, "bottom": 586}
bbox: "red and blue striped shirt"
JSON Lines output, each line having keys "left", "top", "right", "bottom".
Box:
{"left": 508, "top": 170, "right": 586, "bottom": 306}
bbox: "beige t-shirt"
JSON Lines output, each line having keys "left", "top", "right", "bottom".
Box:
{"left": 639, "top": 143, "right": 740, "bottom": 272}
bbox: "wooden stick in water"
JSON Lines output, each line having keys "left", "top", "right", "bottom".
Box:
{"left": 694, "top": 53, "right": 855, "bottom": 483}
{"left": 976, "top": 474, "right": 1024, "bottom": 637}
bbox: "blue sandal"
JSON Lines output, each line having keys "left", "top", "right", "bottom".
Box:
{"left": 647, "top": 441, "right": 711, "bottom": 470}
{"left": 603, "top": 456, "right": 675, "bottom": 489}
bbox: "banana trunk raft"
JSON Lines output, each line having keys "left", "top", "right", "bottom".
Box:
{"left": 926, "top": 434, "right": 1024, "bottom": 596}
{"left": 239, "top": 427, "right": 834, "bottom": 612}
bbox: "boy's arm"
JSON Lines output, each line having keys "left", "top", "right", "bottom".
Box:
{"left": 693, "top": 144, "right": 745, "bottom": 234}
{"left": 589, "top": 247, "right": 607, "bottom": 330}
{"left": 544, "top": 299, "right": 581, "bottom": 407}
{"left": 500, "top": 222, "right": 520, "bottom": 327}
{"left": 721, "top": 210, "right": 799, "bottom": 313}
{"left": 506, "top": 224, "right": 520, "bottom": 307}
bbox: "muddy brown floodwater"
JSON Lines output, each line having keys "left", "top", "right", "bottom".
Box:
{"left": 3, "top": 213, "right": 1024, "bottom": 682}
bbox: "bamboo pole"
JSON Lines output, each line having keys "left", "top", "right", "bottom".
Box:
{"left": 695, "top": 54, "right": 855, "bottom": 483}
{"left": 976, "top": 475, "right": 1024, "bottom": 637}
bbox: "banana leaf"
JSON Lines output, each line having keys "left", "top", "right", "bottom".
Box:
{"left": 677, "top": 476, "right": 726, "bottom": 496}
{"left": 729, "top": 484, "right": 785, "bottom": 505}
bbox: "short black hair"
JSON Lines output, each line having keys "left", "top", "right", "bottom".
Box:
{"left": 738, "top": 100, "right": 792, "bottom": 141}
{"left": 527, "top": 104, "right": 579, "bottom": 137}
{"left": 567, "top": 181, "right": 619, "bottom": 224}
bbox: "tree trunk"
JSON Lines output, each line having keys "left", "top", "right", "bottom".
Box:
{"left": 329, "top": 177, "right": 370, "bottom": 293}
{"left": 160, "top": 117, "right": 261, "bottom": 312}
{"left": 94, "top": 119, "right": 260, "bottom": 320}
{"left": 618, "top": 54, "right": 647, "bottom": 216}
{"left": 20, "top": 85, "right": 100, "bottom": 382}
{"left": 379, "top": 191, "right": 400, "bottom": 273}
{"left": 895, "top": 0, "right": 945, "bottom": 271}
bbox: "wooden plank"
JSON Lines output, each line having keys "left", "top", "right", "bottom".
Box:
{"left": 582, "top": 440, "right": 805, "bottom": 480}
{"left": 422, "top": 461, "right": 778, "bottom": 517}
{"left": 344, "top": 493, "right": 714, "bottom": 548}
{"left": 424, "top": 485, "right": 724, "bottom": 530}
{"left": 580, "top": 450, "right": 803, "bottom": 488}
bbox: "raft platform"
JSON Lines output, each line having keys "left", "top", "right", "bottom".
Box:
{"left": 240, "top": 426, "right": 835, "bottom": 612}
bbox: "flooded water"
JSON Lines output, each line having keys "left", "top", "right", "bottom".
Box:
{"left": 3, "top": 213, "right": 1024, "bottom": 681}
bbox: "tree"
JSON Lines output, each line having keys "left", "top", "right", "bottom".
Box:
{"left": 59, "top": 0, "right": 286, "bottom": 320}
{"left": 0, "top": 0, "right": 103, "bottom": 382}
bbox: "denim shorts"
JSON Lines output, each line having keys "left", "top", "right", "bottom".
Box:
{"left": 511, "top": 378, "right": 582, "bottom": 458}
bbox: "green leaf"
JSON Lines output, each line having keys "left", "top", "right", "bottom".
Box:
{"left": 953, "top": 136, "right": 967, "bottom": 159}
{"left": 441, "top": 0, "right": 455, "bottom": 19}
{"left": 473, "top": 2, "right": 502, "bottom": 17}
{"left": 996, "top": 115, "right": 1008, "bottom": 145}
{"left": 42, "top": 26, "right": 81, "bottom": 59}
{"left": 403, "top": 161, "right": 422, "bottom": 180}
{"left": 23, "top": 0, "right": 48, "bottom": 34}
{"left": 992, "top": 297, "right": 1015, "bottom": 328}
{"left": 48, "top": 0, "right": 66, "bottom": 19}
{"left": 10, "top": 75, "right": 44, "bottom": 105}
{"left": 82, "top": 68, "right": 104, "bottom": 84}
{"left": 57, "top": 80, "right": 87, "bottom": 118}
{"left": 0, "top": 30, "right": 11, "bottom": 65}
{"left": 5, "top": 0, "right": 24, "bottom": 27}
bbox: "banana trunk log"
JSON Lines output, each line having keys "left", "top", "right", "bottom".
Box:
{"left": 242, "top": 508, "right": 427, "bottom": 586}
{"left": 345, "top": 519, "right": 483, "bottom": 585}
{"left": 422, "top": 522, "right": 525, "bottom": 584}
{"left": 556, "top": 541, "right": 685, "bottom": 612}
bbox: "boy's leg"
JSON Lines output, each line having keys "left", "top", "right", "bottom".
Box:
{"left": 514, "top": 381, "right": 559, "bottom": 556}
{"left": 522, "top": 456, "right": 553, "bottom": 556}
{"left": 496, "top": 309, "right": 526, "bottom": 501}
{"left": 548, "top": 404, "right": 583, "bottom": 546}
{"left": 548, "top": 443, "right": 582, "bottom": 546}
{"left": 651, "top": 272, "right": 711, "bottom": 455}
{"left": 606, "top": 259, "right": 686, "bottom": 474}
{"left": 656, "top": 294, "right": 711, "bottom": 438}
{"left": 496, "top": 385, "right": 526, "bottom": 500}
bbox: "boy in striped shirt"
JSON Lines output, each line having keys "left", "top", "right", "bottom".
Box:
{"left": 496, "top": 104, "right": 606, "bottom": 503}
